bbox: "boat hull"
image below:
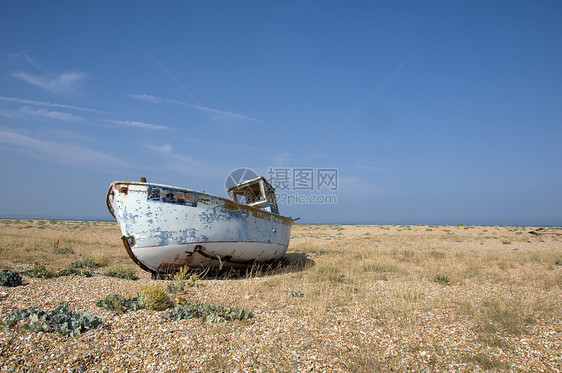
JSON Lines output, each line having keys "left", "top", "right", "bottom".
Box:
{"left": 107, "top": 181, "right": 295, "bottom": 273}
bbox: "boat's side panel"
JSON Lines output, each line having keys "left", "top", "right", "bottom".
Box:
{"left": 133, "top": 242, "right": 288, "bottom": 271}
{"left": 107, "top": 182, "right": 294, "bottom": 272}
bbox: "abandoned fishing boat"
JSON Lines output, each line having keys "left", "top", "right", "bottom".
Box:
{"left": 106, "top": 177, "right": 295, "bottom": 273}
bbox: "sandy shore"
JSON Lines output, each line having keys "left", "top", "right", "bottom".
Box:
{"left": 0, "top": 220, "right": 560, "bottom": 372}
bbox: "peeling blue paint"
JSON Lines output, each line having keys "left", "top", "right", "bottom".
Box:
{"left": 108, "top": 181, "right": 294, "bottom": 271}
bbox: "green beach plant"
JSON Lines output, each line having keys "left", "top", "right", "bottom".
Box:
{"left": 0, "top": 269, "right": 22, "bottom": 287}
{"left": 434, "top": 273, "right": 450, "bottom": 285}
{"left": 96, "top": 294, "right": 142, "bottom": 313}
{"left": 3, "top": 302, "right": 103, "bottom": 337}
{"left": 103, "top": 265, "right": 138, "bottom": 280}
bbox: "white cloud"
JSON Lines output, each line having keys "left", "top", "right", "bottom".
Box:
{"left": 107, "top": 119, "right": 168, "bottom": 130}
{"left": 0, "top": 96, "right": 101, "bottom": 113}
{"left": 0, "top": 128, "right": 132, "bottom": 169}
{"left": 129, "top": 93, "right": 264, "bottom": 124}
{"left": 19, "top": 106, "right": 86, "bottom": 122}
{"left": 12, "top": 71, "right": 88, "bottom": 93}
{"left": 204, "top": 106, "right": 264, "bottom": 124}
{"left": 142, "top": 143, "right": 173, "bottom": 153}
{"left": 1, "top": 100, "right": 165, "bottom": 131}
{"left": 129, "top": 94, "right": 163, "bottom": 104}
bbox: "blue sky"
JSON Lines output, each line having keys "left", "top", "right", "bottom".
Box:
{"left": 0, "top": 1, "right": 560, "bottom": 225}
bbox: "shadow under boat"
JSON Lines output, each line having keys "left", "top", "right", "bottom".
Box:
{"left": 152, "top": 252, "right": 315, "bottom": 280}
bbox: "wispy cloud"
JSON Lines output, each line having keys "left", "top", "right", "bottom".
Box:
{"left": 130, "top": 94, "right": 164, "bottom": 104}
{"left": 0, "top": 106, "right": 88, "bottom": 123}
{"left": 12, "top": 71, "right": 88, "bottom": 93}
{"left": 0, "top": 96, "right": 102, "bottom": 113}
{"left": 8, "top": 50, "right": 41, "bottom": 69}
{"left": 130, "top": 93, "right": 264, "bottom": 124}
{"left": 19, "top": 106, "right": 87, "bottom": 122}
{"left": 0, "top": 128, "right": 132, "bottom": 169}
{"left": 1, "top": 97, "right": 167, "bottom": 131}
{"left": 107, "top": 119, "right": 168, "bottom": 130}
{"left": 204, "top": 107, "right": 264, "bottom": 124}
{"left": 142, "top": 143, "right": 173, "bottom": 153}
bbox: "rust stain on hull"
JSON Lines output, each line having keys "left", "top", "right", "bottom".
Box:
{"left": 121, "top": 235, "right": 153, "bottom": 273}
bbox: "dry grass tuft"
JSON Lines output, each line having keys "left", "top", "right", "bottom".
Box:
{"left": 138, "top": 284, "right": 173, "bottom": 311}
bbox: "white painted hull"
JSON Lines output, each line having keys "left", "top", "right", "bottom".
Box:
{"left": 106, "top": 181, "right": 295, "bottom": 273}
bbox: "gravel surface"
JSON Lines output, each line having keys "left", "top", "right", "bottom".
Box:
{"left": 0, "top": 222, "right": 560, "bottom": 372}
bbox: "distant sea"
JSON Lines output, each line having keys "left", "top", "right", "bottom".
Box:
{"left": 0, "top": 216, "right": 557, "bottom": 227}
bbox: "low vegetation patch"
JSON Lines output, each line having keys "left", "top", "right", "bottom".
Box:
{"left": 169, "top": 266, "right": 199, "bottom": 288}
{"left": 167, "top": 272, "right": 199, "bottom": 294}
{"left": 318, "top": 266, "right": 349, "bottom": 283}
{"left": 363, "top": 264, "right": 393, "bottom": 273}
{"left": 3, "top": 302, "right": 103, "bottom": 337}
{"left": 173, "top": 266, "right": 195, "bottom": 280}
{"left": 103, "top": 265, "right": 138, "bottom": 280}
{"left": 434, "top": 273, "right": 450, "bottom": 285}
{"left": 96, "top": 294, "right": 142, "bottom": 313}
{"left": 69, "top": 259, "right": 98, "bottom": 270}
{"left": 18, "top": 260, "right": 99, "bottom": 279}
{"left": 53, "top": 247, "right": 74, "bottom": 255}
{"left": 165, "top": 303, "right": 253, "bottom": 323}
{"left": 95, "top": 284, "right": 254, "bottom": 325}
{"left": 138, "top": 284, "right": 173, "bottom": 311}
{"left": 57, "top": 260, "right": 97, "bottom": 277}
{"left": 0, "top": 269, "right": 22, "bottom": 287}
{"left": 19, "top": 263, "right": 55, "bottom": 279}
